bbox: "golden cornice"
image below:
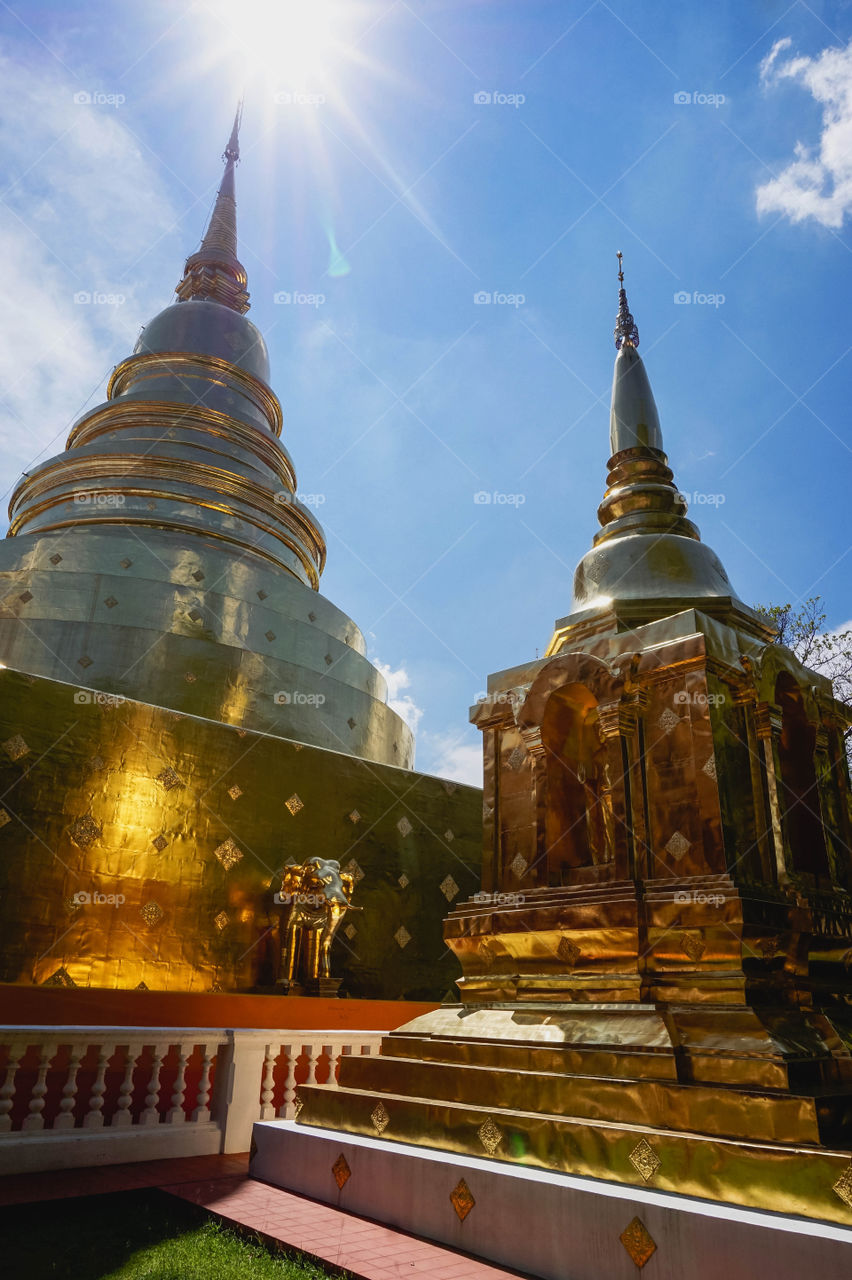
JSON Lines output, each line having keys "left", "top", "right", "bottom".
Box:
{"left": 108, "top": 352, "right": 283, "bottom": 437}
{"left": 10, "top": 511, "right": 320, "bottom": 589}
{"left": 65, "top": 402, "right": 297, "bottom": 492}
{"left": 10, "top": 454, "right": 325, "bottom": 569}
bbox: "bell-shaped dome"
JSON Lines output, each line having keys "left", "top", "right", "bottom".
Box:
{"left": 133, "top": 300, "right": 271, "bottom": 383}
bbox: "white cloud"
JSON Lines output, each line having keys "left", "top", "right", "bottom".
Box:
{"left": 373, "top": 659, "right": 424, "bottom": 734}
{"left": 757, "top": 36, "right": 852, "bottom": 228}
{"left": 418, "top": 728, "right": 482, "bottom": 787}
{"left": 0, "top": 45, "right": 180, "bottom": 494}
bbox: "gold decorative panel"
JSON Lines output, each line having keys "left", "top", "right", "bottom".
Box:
{"left": 140, "top": 901, "right": 164, "bottom": 927}
{"left": 214, "top": 837, "right": 244, "bottom": 869}
{"left": 440, "top": 874, "right": 459, "bottom": 901}
{"left": 557, "top": 937, "right": 580, "bottom": 968}
{"left": 619, "top": 1217, "right": 656, "bottom": 1268}
{"left": 664, "top": 830, "right": 690, "bottom": 862}
{"left": 156, "top": 766, "right": 182, "bottom": 791}
{"left": 395, "top": 926, "right": 411, "bottom": 949}
{"left": 397, "top": 816, "right": 412, "bottom": 837}
{"left": 285, "top": 793, "right": 304, "bottom": 815}
{"left": 69, "top": 814, "right": 102, "bottom": 848}
{"left": 449, "top": 1178, "right": 475, "bottom": 1222}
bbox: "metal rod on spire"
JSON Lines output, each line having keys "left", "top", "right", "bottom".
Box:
{"left": 224, "top": 98, "right": 242, "bottom": 165}
{"left": 614, "top": 250, "right": 639, "bottom": 350}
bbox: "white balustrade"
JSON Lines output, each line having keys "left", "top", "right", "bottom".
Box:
{"left": 0, "top": 1026, "right": 385, "bottom": 1173}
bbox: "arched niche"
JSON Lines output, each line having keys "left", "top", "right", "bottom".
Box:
{"left": 541, "top": 682, "right": 616, "bottom": 884}
{"left": 775, "top": 671, "right": 830, "bottom": 882}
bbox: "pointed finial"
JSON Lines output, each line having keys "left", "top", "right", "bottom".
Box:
{"left": 614, "top": 251, "right": 640, "bottom": 350}
{"left": 224, "top": 98, "right": 242, "bottom": 165}
{"left": 174, "top": 105, "right": 250, "bottom": 314}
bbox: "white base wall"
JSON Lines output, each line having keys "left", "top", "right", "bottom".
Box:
{"left": 250, "top": 1121, "right": 852, "bottom": 1280}
{"left": 0, "top": 1121, "right": 223, "bottom": 1175}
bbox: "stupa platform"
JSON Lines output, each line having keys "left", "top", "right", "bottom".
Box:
{"left": 249, "top": 1120, "right": 852, "bottom": 1279}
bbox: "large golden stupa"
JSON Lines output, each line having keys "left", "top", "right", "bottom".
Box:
{"left": 0, "top": 110, "right": 481, "bottom": 997}
{"left": 293, "top": 258, "right": 852, "bottom": 1226}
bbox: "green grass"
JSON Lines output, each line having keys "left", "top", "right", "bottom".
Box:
{"left": 1, "top": 1188, "right": 350, "bottom": 1280}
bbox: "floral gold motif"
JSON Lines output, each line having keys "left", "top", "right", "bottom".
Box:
{"left": 478, "top": 1116, "right": 503, "bottom": 1155}
{"left": 371, "top": 1101, "right": 390, "bottom": 1134}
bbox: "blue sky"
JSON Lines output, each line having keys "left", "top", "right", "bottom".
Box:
{"left": 0, "top": 0, "right": 850, "bottom": 782}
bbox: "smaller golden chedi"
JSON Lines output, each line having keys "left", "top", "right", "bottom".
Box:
{"left": 295, "top": 256, "right": 852, "bottom": 1227}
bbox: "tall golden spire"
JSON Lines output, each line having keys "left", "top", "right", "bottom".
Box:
{"left": 175, "top": 101, "right": 250, "bottom": 314}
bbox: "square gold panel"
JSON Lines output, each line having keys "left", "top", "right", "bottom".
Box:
{"left": 152, "top": 834, "right": 168, "bottom": 852}
{"left": 449, "top": 1178, "right": 475, "bottom": 1222}
{"left": 214, "top": 838, "right": 244, "bottom": 870}
{"left": 619, "top": 1217, "right": 656, "bottom": 1268}
{"left": 332, "top": 1153, "right": 351, "bottom": 1189}
{"left": 228, "top": 784, "right": 243, "bottom": 800}
{"left": 2, "top": 734, "right": 30, "bottom": 761}
{"left": 285, "top": 793, "right": 304, "bottom": 816}
{"left": 370, "top": 1101, "right": 390, "bottom": 1134}
{"left": 629, "top": 1138, "right": 661, "bottom": 1183}
{"left": 478, "top": 1117, "right": 503, "bottom": 1155}
{"left": 833, "top": 1162, "right": 852, "bottom": 1208}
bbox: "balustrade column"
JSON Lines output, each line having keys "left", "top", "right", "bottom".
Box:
{"left": 83, "top": 1044, "right": 111, "bottom": 1129}
{"left": 192, "top": 1044, "right": 213, "bottom": 1123}
{"left": 166, "top": 1044, "right": 188, "bottom": 1124}
{"left": 277, "top": 1044, "right": 297, "bottom": 1119}
{"left": 259, "top": 1044, "right": 277, "bottom": 1119}
{"left": 0, "top": 1044, "right": 24, "bottom": 1132}
{"left": 23, "top": 1044, "right": 55, "bottom": 1131}
{"left": 139, "top": 1043, "right": 167, "bottom": 1126}
{"left": 54, "top": 1042, "right": 85, "bottom": 1130}
{"left": 303, "top": 1044, "right": 318, "bottom": 1086}
{"left": 112, "top": 1044, "right": 140, "bottom": 1127}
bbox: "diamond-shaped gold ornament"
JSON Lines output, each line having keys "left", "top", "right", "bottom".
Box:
{"left": 156, "top": 767, "right": 182, "bottom": 791}
{"left": 140, "top": 901, "right": 164, "bottom": 927}
{"left": 332, "top": 1153, "right": 351, "bottom": 1189}
{"left": 2, "top": 734, "right": 29, "bottom": 761}
{"left": 665, "top": 830, "right": 691, "bottom": 862}
{"left": 450, "top": 1178, "right": 475, "bottom": 1221}
{"left": 509, "top": 853, "right": 528, "bottom": 879}
{"left": 344, "top": 923, "right": 356, "bottom": 940}
{"left": 345, "top": 858, "right": 364, "bottom": 884}
{"left": 397, "top": 816, "right": 412, "bottom": 836}
{"left": 214, "top": 838, "right": 244, "bottom": 870}
{"left": 658, "top": 707, "right": 680, "bottom": 734}
{"left": 629, "top": 1138, "right": 661, "bottom": 1182}
{"left": 228, "top": 784, "right": 243, "bottom": 800}
{"left": 398, "top": 873, "right": 409, "bottom": 889}
{"left": 370, "top": 1101, "right": 390, "bottom": 1134}
{"left": 394, "top": 925, "right": 411, "bottom": 948}
{"left": 440, "top": 874, "right": 459, "bottom": 901}
{"left": 285, "top": 793, "right": 304, "bottom": 815}
{"left": 214, "top": 911, "right": 229, "bottom": 931}
{"left": 679, "top": 932, "right": 706, "bottom": 961}
{"left": 477, "top": 1116, "right": 503, "bottom": 1155}
{"left": 620, "top": 1217, "right": 657, "bottom": 1268}
{"left": 348, "top": 809, "right": 361, "bottom": 823}
{"left": 69, "top": 814, "right": 102, "bottom": 848}
{"left": 832, "top": 1161, "right": 852, "bottom": 1207}
{"left": 507, "top": 745, "right": 526, "bottom": 770}
{"left": 557, "top": 936, "right": 581, "bottom": 968}
{"left": 0, "top": 809, "right": 11, "bottom": 829}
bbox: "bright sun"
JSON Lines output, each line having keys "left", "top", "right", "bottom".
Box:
{"left": 208, "top": 0, "right": 355, "bottom": 86}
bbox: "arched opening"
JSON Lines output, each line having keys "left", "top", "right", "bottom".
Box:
{"left": 542, "top": 683, "right": 616, "bottom": 884}
{"left": 775, "top": 672, "right": 830, "bottom": 881}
